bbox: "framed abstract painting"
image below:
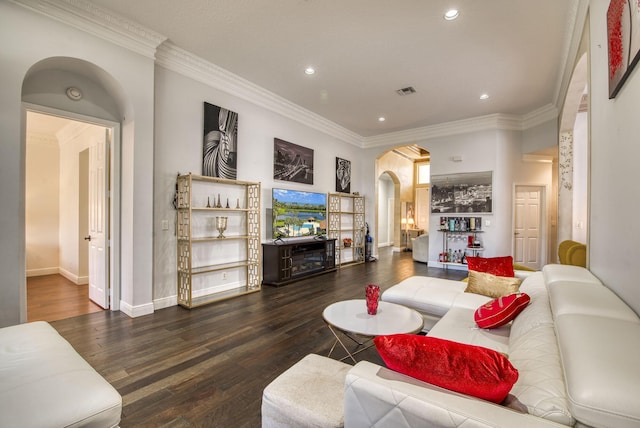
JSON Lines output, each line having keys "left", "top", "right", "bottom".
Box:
{"left": 203, "top": 102, "right": 238, "bottom": 179}
{"left": 607, "top": 0, "right": 640, "bottom": 98}
{"left": 273, "top": 138, "right": 314, "bottom": 184}
{"left": 335, "top": 157, "right": 351, "bottom": 193}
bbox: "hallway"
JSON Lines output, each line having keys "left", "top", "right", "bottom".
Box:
{"left": 27, "top": 274, "right": 103, "bottom": 322}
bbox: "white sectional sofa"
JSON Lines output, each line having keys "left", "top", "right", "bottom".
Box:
{"left": 0, "top": 321, "right": 122, "bottom": 427}
{"left": 342, "top": 265, "right": 640, "bottom": 427}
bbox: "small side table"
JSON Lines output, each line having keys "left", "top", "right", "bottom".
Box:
{"left": 322, "top": 299, "right": 424, "bottom": 363}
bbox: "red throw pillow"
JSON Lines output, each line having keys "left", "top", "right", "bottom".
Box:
{"left": 474, "top": 293, "right": 531, "bottom": 329}
{"left": 467, "top": 256, "right": 515, "bottom": 277}
{"left": 374, "top": 334, "right": 519, "bottom": 403}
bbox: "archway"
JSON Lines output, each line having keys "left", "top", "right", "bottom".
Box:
{"left": 375, "top": 145, "right": 430, "bottom": 257}
{"left": 22, "top": 57, "right": 126, "bottom": 313}
{"left": 558, "top": 52, "right": 589, "bottom": 261}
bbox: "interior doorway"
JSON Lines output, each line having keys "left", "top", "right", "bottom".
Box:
{"left": 25, "top": 110, "right": 112, "bottom": 321}
{"left": 375, "top": 145, "right": 430, "bottom": 258}
{"left": 513, "top": 185, "right": 545, "bottom": 270}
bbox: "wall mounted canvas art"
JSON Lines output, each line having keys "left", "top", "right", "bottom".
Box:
{"left": 335, "top": 157, "right": 351, "bottom": 193}
{"left": 203, "top": 102, "right": 238, "bottom": 179}
{"left": 431, "top": 171, "right": 493, "bottom": 214}
{"left": 607, "top": 0, "right": 640, "bottom": 98}
{"left": 273, "top": 138, "right": 314, "bottom": 184}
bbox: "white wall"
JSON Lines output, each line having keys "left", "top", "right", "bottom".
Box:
{"left": 572, "top": 111, "right": 588, "bottom": 243}
{"left": 152, "top": 66, "right": 363, "bottom": 307}
{"left": 25, "top": 132, "right": 60, "bottom": 276}
{"left": 58, "top": 123, "right": 103, "bottom": 284}
{"left": 589, "top": 0, "right": 640, "bottom": 314}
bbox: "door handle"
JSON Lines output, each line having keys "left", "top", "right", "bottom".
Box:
{"left": 514, "top": 232, "right": 520, "bottom": 235}
{"left": 84, "top": 235, "right": 92, "bottom": 241}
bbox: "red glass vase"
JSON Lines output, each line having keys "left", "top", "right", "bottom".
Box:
{"left": 365, "top": 284, "right": 380, "bottom": 315}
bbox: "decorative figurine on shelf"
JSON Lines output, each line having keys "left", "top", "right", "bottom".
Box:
{"left": 343, "top": 238, "right": 352, "bottom": 247}
{"left": 215, "top": 216, "right": 228, "bottom": 238}
{"left": 206, "top": 197, "right": 211, "bottom": 208}
{"left": 236, "top": 198, "right": 240, "bottom": 209}
{"left": 226, "top": 198, "right": 230, "bottom": 208}
{"left": 216, "top": 193, "right": 222, "bottom": 208}
{"left": 365, "top": 284, "right": 380, "bottom": 315}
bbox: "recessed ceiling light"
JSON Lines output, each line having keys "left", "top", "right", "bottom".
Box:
{"left": 304, "top": 67, "right": 316, "bottom": 75}
{"left": 480, "top": 93, "right": 490, "bottom": 100}
{"left": 65, "top": 87, "right": 83, "bottom": 101}
{"left": 378, "top": 117, "right": 386, "bottom": 122}
{"left": 444, "top": 9, "right": 459, "bottom": 20}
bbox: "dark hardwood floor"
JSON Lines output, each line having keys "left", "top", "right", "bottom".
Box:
{"left": 27, "top": 274, "right": 104, "bottom": 322}
{"left": 50, "top": 249, "right": 467, "bottom": 427}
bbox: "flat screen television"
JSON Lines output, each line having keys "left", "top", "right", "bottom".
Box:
{"left": 272, "top": 188, "right": 327, "bottom": 239}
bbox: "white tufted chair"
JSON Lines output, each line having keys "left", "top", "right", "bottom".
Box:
{"left": 412, "top": 233, "right": 429, "bottom": 263}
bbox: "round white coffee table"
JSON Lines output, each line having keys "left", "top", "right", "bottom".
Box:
{"left": 323, "top": 299, "right": 424, "bottom": 363}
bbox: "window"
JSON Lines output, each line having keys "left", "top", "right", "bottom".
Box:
{"left": 417, "top": 163, "right": 430, "bottom": 184}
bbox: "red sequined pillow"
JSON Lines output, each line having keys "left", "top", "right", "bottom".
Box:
{"left": 474, "top": 293, "right": 531, "bottom": 329}
{"left": 374, "top": 334, "right": 519, "bottom": 403}
{"left": 466, "top": 256, "right": 515, "bottom": 277}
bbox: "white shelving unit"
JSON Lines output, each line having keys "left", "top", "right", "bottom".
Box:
{"left": 327, "top": 193, "right": 365, "bottom": 267}
{"left": 176, "top": 173, "right": 261, "bottom": 308}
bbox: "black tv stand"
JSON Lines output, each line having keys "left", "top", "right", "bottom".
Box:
{"left": 262, "top": 238, "right": 336, "bottom": 286}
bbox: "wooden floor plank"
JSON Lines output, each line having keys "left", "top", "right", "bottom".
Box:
{"left": 48, "top": 249, "right": 467, "bottom": 427}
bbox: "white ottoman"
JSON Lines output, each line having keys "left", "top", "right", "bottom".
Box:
{"left": 0, "top": 321, "right": 122, "bottom": 427}
{"left": 262, "top": 354, "right": 351, "bottom": 428}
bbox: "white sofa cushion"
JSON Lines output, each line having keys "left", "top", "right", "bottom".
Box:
{"left": 555, "top": 315, "right": 640, "bottom": 428}
{"left": 381, "top": 276, "right": 481, "bottom": 330}
{"left": 548, "top": 281, "right": 640, "bottom": 322}
{"left": 0, "top": 321, "right": 121, "bottom": 428}
{"left": 509, "top": 324, "right": 573, "bottom": 426}
{"left": 510, "top": 272, "right": 554, "bottom": 339}
{"left": 382, "top": 276, "right": 467, "bottom": 318}
{"left": 427, "top": 307, "right": 510, "bottom": 355}
{"left": 542, "top": 264, "right": 601, "bottom": 287}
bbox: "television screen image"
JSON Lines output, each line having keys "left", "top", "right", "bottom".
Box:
{"left": 272, "top": 188, "right": 326, "bottom": 239}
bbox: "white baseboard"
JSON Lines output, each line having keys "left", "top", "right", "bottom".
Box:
{"left": 26, "top": 267, "right": 59, "bottom": 277}
{"left": 119, "top": 300, "right": 154, "bottom": 318}
{"left": 59, "top": 268, "right": 89, "bottom": 284}
{"left": 154, "top": 295, "right": 177, "bottom": 310}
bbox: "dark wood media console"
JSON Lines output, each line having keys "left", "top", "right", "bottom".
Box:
{"left": 262, "top": 238, "right": 337, "bottom": 286}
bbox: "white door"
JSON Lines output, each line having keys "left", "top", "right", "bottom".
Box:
{"left": 513, "top": 186, "right": 542, "bottom": 270}
{"left": 87, "top": 129, "right": 110, "bottom": 308}
{"left": 415, "top": 187, "right": 430, "bottom": 232}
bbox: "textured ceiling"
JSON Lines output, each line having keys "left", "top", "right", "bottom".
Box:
{"left": 69, "top": 1, "right": 578, "bottom": 137}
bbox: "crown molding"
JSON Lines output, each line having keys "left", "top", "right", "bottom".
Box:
{"left": 362, "top": 114, "right": 522, "bottom": 148}
{"left": 554, "top": 0, "right": 589, "bottom": 108}
{"left": 56, "top": 120, "right": 96, "bottom": 143}
{"left": 26, "top": 131, "right": 58, "bottom": 146}
{"left": 11, "top": 0, "right": 166, "bottom": 59}
{"left": 521, "top": 104, "right": 559, "bottom": 129}
{"left": 155, "top": 42, "right": 364, "bottom": 147}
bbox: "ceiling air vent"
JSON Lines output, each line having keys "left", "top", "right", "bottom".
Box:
{"left": 396, "top": 86, "right": 417, "bottom": 96}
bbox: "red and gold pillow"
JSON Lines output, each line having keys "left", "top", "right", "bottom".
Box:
{"left": 374, "top": 334, "right": 519, "bottom": 403}
{"left": 474, "top": 293, "right": 531, "bottom": 329}
{"left": 466, "top": 256, "right": 515, "bottom": 277}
